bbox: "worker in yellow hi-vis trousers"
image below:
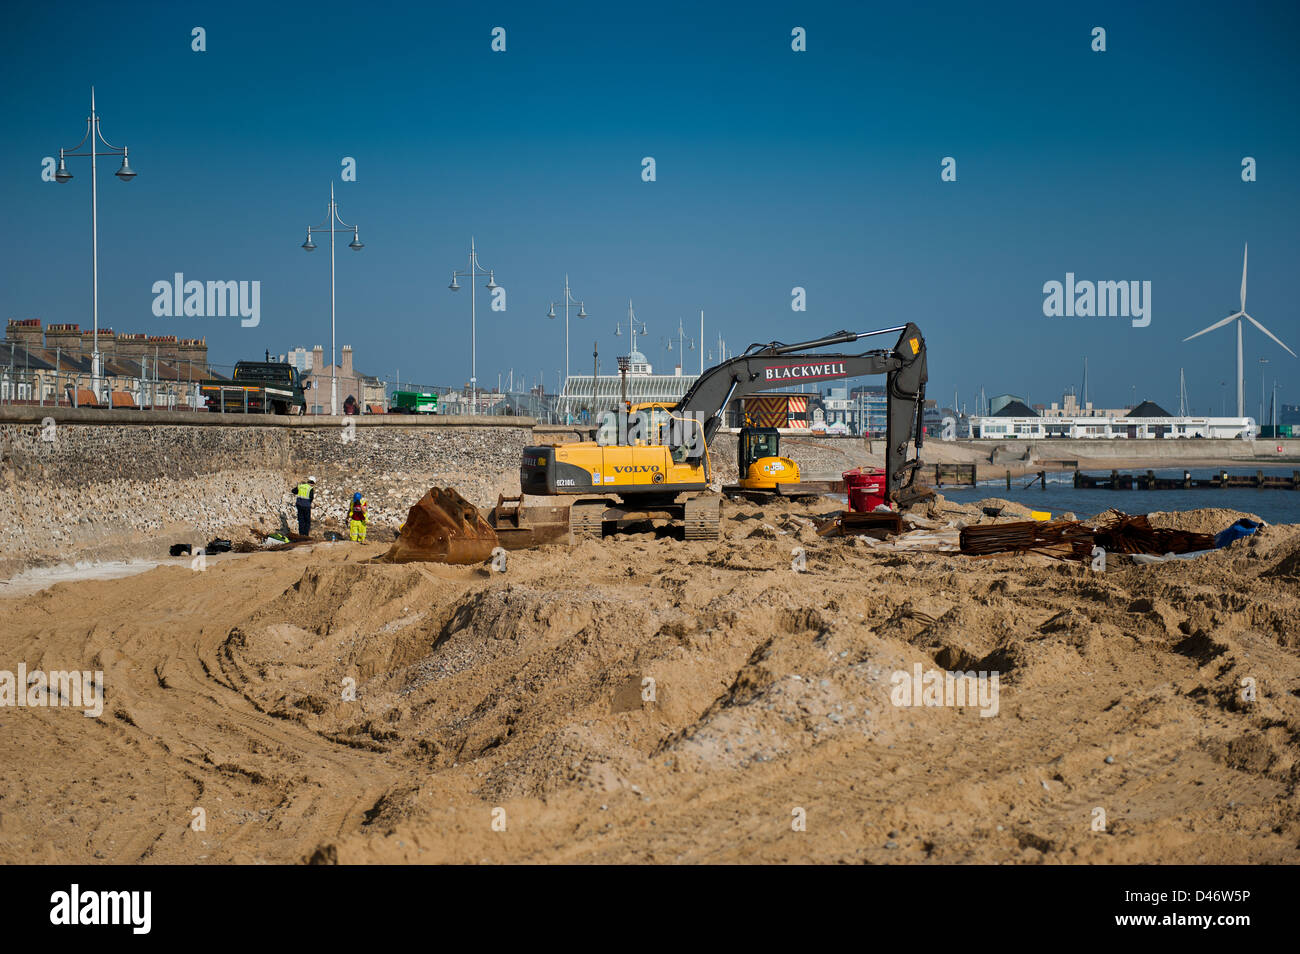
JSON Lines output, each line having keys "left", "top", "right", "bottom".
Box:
{"left": 348, "top": 492, "right": 368, "bottom": 542}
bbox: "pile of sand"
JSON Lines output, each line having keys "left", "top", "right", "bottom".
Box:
{"left": 1, "top": 494, "right": 1296, "bottom": 864}
{"left": 1144, "top": 508, "right": 1266, "bottom": 536}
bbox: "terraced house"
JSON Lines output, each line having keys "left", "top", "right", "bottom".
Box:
{"left": 1, "top": 318, "right": 209, "bottom": 409}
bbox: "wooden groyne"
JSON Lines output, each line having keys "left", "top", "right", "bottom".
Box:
{"left": 1073, "top": 469, "right": 1300, "bottom": 490}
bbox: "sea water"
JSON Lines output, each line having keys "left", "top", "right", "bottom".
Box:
{"left": 937, "top": 466, "right": 1300, "bottom": 524}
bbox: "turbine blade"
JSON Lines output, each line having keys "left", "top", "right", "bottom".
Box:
{"left": 1243, "top": 313, "right": 1298, "bottom": 358}
{"left": 1240, "top": 243, "right": 1248, "bottom": 312}
{"left": 1183, "top": 312, "right": 1242, "bottom": 341}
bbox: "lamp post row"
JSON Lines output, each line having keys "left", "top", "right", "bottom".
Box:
{"left": 49, "top": 90, "right": 613, "bottom": 418}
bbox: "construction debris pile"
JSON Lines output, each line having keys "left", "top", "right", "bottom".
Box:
{"left": 958, "top": 519, "right": 1094, "bottom": 558}
{"left": 814, "top": 510, "right": 903, "bottom": 540}
{"left": 959, "top": 509, "right": 1216, "bottom": 560}
{"left": 1091, "top": 510, "right": 1215, "bottom": 556}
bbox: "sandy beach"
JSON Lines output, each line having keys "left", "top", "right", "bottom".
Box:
{"left": 2, "top": 492, "right": 1295, "bottom": 864}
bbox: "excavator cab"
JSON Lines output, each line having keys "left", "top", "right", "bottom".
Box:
{"left": 736, "top": 426, "right": 801, "bottom": 490}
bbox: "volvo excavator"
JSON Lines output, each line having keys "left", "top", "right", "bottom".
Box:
{"left": 491, "top": 322, "right": 928, "bottom": 543}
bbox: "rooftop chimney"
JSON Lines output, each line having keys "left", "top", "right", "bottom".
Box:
{"left": 5, "top": 319, "right": 43, "bottom": 349}
{"left": 83, "top": 328, "right": 115, "bottom": 357}
{"left": 147, "top": 334, "right": 181, "bottom": 365}
{"left": 45, "top": 323, "right": 81, "bottom": 356}
{"left": 115, "top": 332, "right": 149, "bottom": 358}
{"left": 177, "top": 337, "right": 208, "bottom": 376}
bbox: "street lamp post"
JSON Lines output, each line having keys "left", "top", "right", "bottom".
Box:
{"left": 665, "top": 316, "right": 695, "bottom": 372}
{"left": 615, "top": 300, "right": 647, "bottom": 354}
{"left": 301, "top": 183, "right": 364, "bottom": 415}
{"left": 448, "top": 238, "right": 499, "bottom": 415}
{"left": 547, "top": 274, "right": 587, "bottom": 420}
{"left": 707, "top": 334, "right": 729, "bottom": 363}
{"left": 52, "top": 87, "right": 138, "bottom": 400}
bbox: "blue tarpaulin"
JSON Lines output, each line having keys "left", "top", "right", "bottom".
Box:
{"left": 1214, "top": 519, "right": 1265, "bottom": 549}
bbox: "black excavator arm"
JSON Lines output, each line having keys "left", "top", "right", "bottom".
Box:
{"left": 671, "top": 322, "right": 928, "bottom": 501}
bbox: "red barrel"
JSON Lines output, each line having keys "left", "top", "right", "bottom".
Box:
{"left": 843, "top": 467, "right": 886, "bottom": 512}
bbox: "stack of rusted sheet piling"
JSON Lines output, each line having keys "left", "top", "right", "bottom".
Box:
{"left": 1091, "top": 510, "right": 1214, "bottom": 555}
{"left": 959, "top": 510, "right": 1215, "bottom": 560}
{"left": 958, "top": 520, "right": 1093, "bottom": 558}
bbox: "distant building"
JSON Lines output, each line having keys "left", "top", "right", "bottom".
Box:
{"left": 299, "top": 345, "right": 385, "bottom": 413}
{"left": 988, "top": 393, "right": 1024, "bottom": 416}
{"left": 556, "top": 346, "right": 703, "bottom": 423}
{"left": 2, "top": 318, "right": 208, "bottom": 408}
{"left": 558, "top": 371, "right": 696, "bottom": 421}
{"left": 937, "top": 407, "right": 971, "bottom": 438}
{"left": 1041, "top": 390, "right": 1130, "bottom": 419}
{"left": 276, "top": 347, "right": 314, "bottom": 374}
{"left": 821, "top": 385, "right": 857, "bottom": 431}
{"left": 973, "top": 410, "right": 1255, "bottom": 440}
{"left": 623, "top": 348, "right": 653, "bottom": 376}
{"left": 994, "top": 398, "right": 1038, "bottom": 418}
{"left": 852, "top": 386, "right": 889, "bottom": 435}
{"left": 921, "top": 399, "right": 942, "bottom": 435}
{"left": 818, "top": 384, "right": 889, "bottom": 436}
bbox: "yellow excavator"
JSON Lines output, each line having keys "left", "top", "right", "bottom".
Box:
{"left": 732, "top": 425, "right": 804, "bottom": 491}
{"left": 495, "top": 322, "right": 928, "bottom": 542}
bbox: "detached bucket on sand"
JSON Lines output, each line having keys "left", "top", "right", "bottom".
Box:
{"left": 383, "top": 488, "right": 499, "bottom": 564}
{"left": 843, "top": 467, "right": 886, "bottom": 512}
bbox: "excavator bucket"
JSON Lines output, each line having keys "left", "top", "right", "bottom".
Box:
{"left": 488, "top": 494, "right": 571, "bottom": 549}
{"left": 383, "top": 487, "right": 499, "bottom": 564}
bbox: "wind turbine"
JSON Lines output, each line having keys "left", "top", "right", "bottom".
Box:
{"left": 1183, "top": 244, "right": 1295, "bottom": 419}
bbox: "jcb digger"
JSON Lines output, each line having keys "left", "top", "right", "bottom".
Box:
{"left": 494, "top": 322, "right": 928, "bottom": 543}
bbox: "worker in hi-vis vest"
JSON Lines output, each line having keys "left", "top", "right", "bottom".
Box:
{"left": 349, "top": 492, "right": 369, "bottom": 543}
{"left": 292, "top": 476, "right": 317, "bottom": 535}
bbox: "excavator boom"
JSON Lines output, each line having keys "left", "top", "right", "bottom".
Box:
{"left": 672, "top": 322, "right": 928, "bottom": 499}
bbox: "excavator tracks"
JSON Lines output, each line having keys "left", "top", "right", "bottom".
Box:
{"left": 683, "top": 496, "right": 721, "bottom": 541}
{"left": 570, "top": 496, "right": 720, "bottom": 542}
{"left": 570, "top": 500, "right": 609, "bottom": 540}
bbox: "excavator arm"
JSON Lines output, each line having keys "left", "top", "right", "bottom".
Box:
{"left": 672, "top": 323, "right": 928, "bottom": 501}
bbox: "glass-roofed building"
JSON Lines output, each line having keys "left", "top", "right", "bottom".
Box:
{"left": 558, "top": 349, "right": 698, "bottom": 423}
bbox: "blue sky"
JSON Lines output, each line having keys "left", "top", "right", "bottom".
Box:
{"left": 3, "top": 0, "right": 1299, "bottom": 415}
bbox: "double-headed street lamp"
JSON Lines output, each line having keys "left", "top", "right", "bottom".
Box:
{"left": 300, "top": 182, "right": 363, "bottom": 416}
{"left": 52, "top": 87, "right": 138, "bottom": 399}
{"left": 448, "top": 237, "right": 499, "bottom": 415}
{"left": 615, "top": 299, "right": 648, "bottom": 353}
{"left": 665, "top": 316, "right": 695, "bottom": 371}
{"left": 547, "top": 274, "right": 588, "bottom": 417}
